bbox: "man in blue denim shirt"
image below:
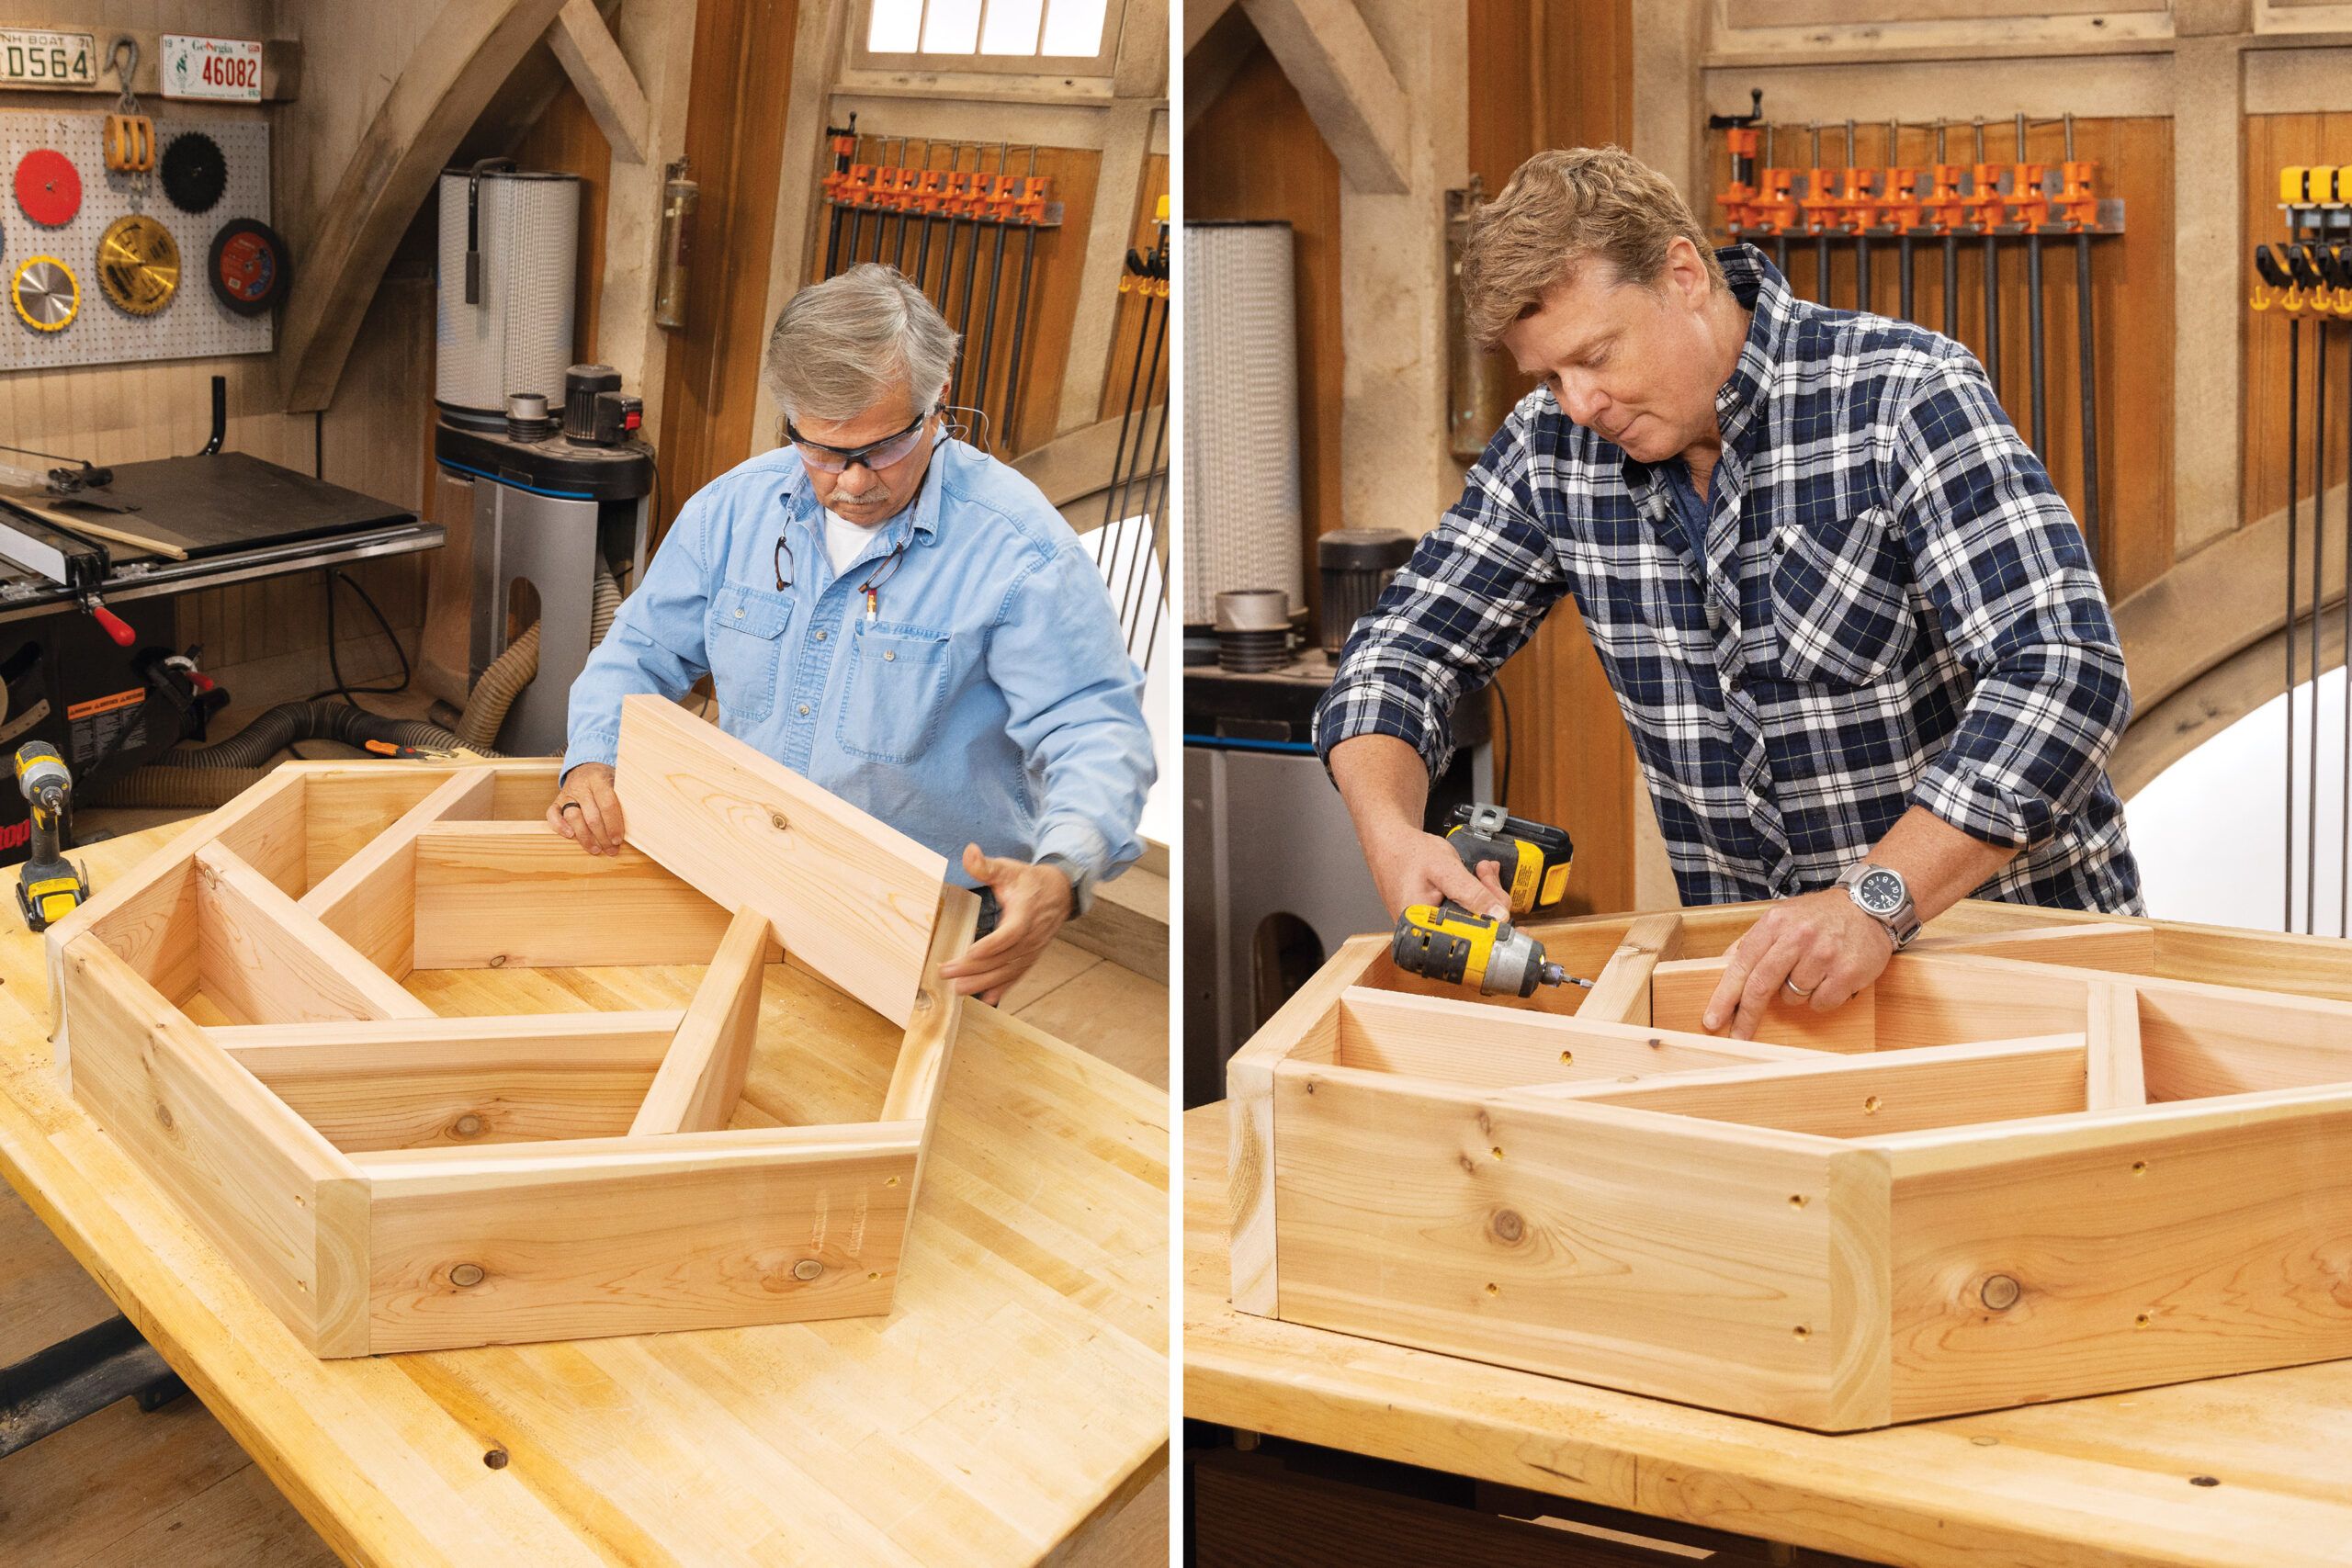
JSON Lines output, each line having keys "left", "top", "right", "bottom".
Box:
{"left": 550, "top": 265, "right": 1155, "bottom": 1001}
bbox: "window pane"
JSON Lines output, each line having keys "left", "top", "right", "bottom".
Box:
{"left": 867, "top": 0, "right": 922, "bottom": 51}
{"left": 921, "top": 0, "right": 982, "bottom": 51}
{"left": 1038, "top": 0, "right": 1107, "bottom": 56}
{"left": 979, "top": 0, "right": 1046, "bottom": 53}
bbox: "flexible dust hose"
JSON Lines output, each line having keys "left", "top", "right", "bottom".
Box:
{"left": 451, "top": 561, "right": 619, "bottom": 751}
{"left": 455, "top": 623, "right": 538, "bottom": 750}
{"left": 85, "top": 703, "right": 485, "bottom": 808}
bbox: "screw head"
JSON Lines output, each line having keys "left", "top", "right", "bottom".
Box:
{"left": 450, "top": 1262, "right": 486, "bottom": 1288}
{"left": 792, "top": 1258, "right": 823, "bottom": 1281}
{"left": 1981, "top": 1273, "right": 2022, "bottom": 1311}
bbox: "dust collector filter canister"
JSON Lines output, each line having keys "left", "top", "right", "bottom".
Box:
{"left": 435, "top": 169, "right": 581, "bottom": 428}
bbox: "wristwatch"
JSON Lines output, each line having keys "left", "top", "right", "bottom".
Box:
{"left": 1838, "top": 861, "right": 1919, "bottom": 950}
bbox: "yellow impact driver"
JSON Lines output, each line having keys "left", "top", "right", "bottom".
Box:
{"left": 1444, "top": 803, "right": 1575, "bottom": 917}
{"left": 16, "top": 740, "right": 89, "bottom": 932}
{"left": 1391, "top": 901, "right": 1593, "bottom": 998}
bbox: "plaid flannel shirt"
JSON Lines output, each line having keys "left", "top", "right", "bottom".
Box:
{"left": 1316, "top": 244, "right": 2143, "bottom": 912}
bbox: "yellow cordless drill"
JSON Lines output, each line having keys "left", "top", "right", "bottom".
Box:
{"left": 1391, "top": 901, "right": 1592, "bottom": 998}
{"left": 16, "top": 740, "right": 88, "bottom": 932}
{"left": 1444, "top": 803, "right": 1575, "bottom": 917}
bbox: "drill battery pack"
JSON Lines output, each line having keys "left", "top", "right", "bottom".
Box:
{"left": 1444, "top": 803, "right": 1575, "bottom": 916}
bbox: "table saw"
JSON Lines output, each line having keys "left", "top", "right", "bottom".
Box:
{"left": 0, "top": 446, "right": 440, "bottom": 861}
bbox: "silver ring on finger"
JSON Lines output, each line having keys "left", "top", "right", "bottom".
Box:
{"left": 1784, "top": 977, "right": 1815, "bottom": 998}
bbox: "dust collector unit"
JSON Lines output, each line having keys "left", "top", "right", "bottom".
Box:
{"left": 435, "top": 164, "right": 582, "bottom": 433}
{"left": 1183, "top": 220, "right": 1305, "bottom": 627}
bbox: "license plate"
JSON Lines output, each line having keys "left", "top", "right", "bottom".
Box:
{"left": 0, "top": 28, "right": 96, "bottom": 88}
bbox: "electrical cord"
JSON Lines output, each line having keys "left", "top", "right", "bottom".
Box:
{"left": 312, "top": 566, "right": 412, "bottom": 706}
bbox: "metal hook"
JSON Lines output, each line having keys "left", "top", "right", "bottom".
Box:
{"left": 109, "top": 37, "right": 137, "bottom": 92}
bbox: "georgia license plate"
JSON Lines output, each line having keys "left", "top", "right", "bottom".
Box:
{"left": 0, "top": 28, "right": 97, "bottom": 88}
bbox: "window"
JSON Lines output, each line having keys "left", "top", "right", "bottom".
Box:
{"left": 865, "top": 0, "right": 1111, "bottom": 59}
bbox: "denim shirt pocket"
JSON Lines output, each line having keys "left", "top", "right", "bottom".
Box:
{"left": 1768, "top": 506, "right": 1915, "bottom": 689}
{"left": 707, "top": 582, "right": 793, "bottom": 722}
{"left": 837, "top": 620, "right": 953, "bottom": 763}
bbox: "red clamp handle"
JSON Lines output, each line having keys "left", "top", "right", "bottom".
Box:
{"left": 86, "top": 600, "right": 135, "bottom": 647}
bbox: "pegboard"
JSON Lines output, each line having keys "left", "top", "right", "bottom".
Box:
{"left": 0, "top": 108, "right": 271, "bottom": 371}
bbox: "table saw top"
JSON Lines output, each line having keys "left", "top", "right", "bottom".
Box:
{"left": 1, "top": 820, "right": 1169, "bottom": 1567}
{"left": 1185, "top": 1100, "right": 2352, "bottom": 1568}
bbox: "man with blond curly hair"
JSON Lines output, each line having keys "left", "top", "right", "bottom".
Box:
{"left": 1317, "top": 145, "right": 2139, "bottom": 1039}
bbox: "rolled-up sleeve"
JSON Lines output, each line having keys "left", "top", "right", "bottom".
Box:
{"left": 560, "top": 491, "right": 717, "bottom": 781}
{"left": 1313, "top": 434, "right": 1568, "bottom": 780}
{"left": 986, "top": 542, "right": 1156, "bottom": 899}
{"left": 1889, "top": 350, "right": 2131, "bottom": 849}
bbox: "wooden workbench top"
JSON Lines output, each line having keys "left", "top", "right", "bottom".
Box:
{"left": 1185, "top": 1101, "right": 2352, "bottom": 1568}
{"left": 0, "top": 822, "right": 1168, "bottom": 1567}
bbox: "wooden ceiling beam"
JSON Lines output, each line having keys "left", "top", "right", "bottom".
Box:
{"left": 1238, "top": 0, "right": 1409, "bottom": 194}
{"left": 277, "top": 0, "right": 569, "bottom": 413}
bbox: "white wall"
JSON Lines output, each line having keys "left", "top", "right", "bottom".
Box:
{"left": 2125, "top": 669, "right": 2352, "bottom": 936}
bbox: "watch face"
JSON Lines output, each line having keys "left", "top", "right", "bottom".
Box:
{"left": 1857, "top": 868, "right": 1906, "bottom": 915}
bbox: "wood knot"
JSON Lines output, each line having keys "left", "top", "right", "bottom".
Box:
{"left": 449, "top": 1262, "right": 486, "bottom": 1288}
{"left": 452, "top": 1113, "right": 485, "bottom": 1138}
{"left": 911, "top": 988, "right": 934, "bottom": 1013}
{"left": 487, "top": 953, "right": 509, "bottom": 969}
{"left": 1491, "top": 1209, "right": 1524, "bottom": 1244}
{"left": 792, "top": 1258, "right": 824, "bottom": 1281}
{"left": 153, "top": 1102, "right": 174, "bottom": 1132}
{"left": 1980, "top": 1273, "right": 2021, "bottom": 1311}
{"left": 483, "top": 1447, "right": 509, "bottom": 1470}
{"left": 769, "top": 811, "right": 789, "bottom": 831}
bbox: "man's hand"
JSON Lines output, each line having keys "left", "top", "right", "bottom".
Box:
{"left": 1363, "top": 819, "right": 1512, "bottom": 923}
{"left": 940, "top": 844, "right": 1075, "bottom": 1005}
{"left": 1702, "top": 888, "right": 1894, "bottom": 1039}
{"left": 546, "top": 762, "right": 627, "bottom": 855}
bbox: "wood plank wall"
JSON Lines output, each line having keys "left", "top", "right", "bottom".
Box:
{"left": 1704, "top": 116, "right": 2177, "bottom": 601}
{"left": 808, "top": 139, "right": 1113, "bottom": 459}
{"left": 1467, "top": 0, "right": 1640, "bottom": 918}
{"left": 653, "top": 0, "right": 800, "bottom": 544}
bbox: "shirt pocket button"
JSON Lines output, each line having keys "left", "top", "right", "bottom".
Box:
{"left": 884, "top": 649, "right": 896, "bottom": 662}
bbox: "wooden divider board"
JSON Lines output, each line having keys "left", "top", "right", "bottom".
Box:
{"left": 1234, "top": 900, "right": 2352, "bottom": 1429}
{"left": 614, "top": 694, "right": 946, "bottom": 1026}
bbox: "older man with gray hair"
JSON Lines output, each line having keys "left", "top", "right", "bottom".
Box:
{"left": 550, "top": 264, "right": 1155, "bottom": 1001}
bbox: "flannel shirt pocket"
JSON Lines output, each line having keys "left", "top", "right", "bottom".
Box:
{"left": 1769, "top": 506, "right": 1915, "bottom": 688}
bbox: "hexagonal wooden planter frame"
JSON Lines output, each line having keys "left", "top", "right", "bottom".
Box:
{"left": 1229, "top": 906, "right": 2352, "bottom": 1431}
{"left": 46, "top": 695, "right": 978, "bottom": 1357}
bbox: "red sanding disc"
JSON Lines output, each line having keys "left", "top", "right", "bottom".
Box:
{"left": 13, "top": 149, "right": 81, "bottom": 228}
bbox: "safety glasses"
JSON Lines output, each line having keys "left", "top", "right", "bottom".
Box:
{"left": 786, "top": 407, "right": 935, "bottom": 474}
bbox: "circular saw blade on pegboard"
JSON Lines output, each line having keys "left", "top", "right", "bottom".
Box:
{"left": 0, "top": 109, "right": 270, "bottom": 372}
